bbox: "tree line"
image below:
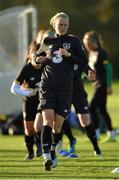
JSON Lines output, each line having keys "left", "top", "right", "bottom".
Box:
{"left": 0, "top": 0, "right": 119, "bottom": 78}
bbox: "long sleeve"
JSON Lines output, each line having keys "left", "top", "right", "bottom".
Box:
{"left": 11, "top": 81, "right": 31, "bottom": 97}
{"left": 103, "top": 62, "right": 112, "bottom": 87}
{"left": 67, "top": 38, "right": 88, "bottom": 68}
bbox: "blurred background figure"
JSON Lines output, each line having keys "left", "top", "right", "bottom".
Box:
{"left": 57, "top": 110, "right": 77, "bottom": 157}
{"left": 11, "top": 41, "right": 43, "bottom": 160}
{"left": 83, "top": 30, "right": 116, "bottom": 141}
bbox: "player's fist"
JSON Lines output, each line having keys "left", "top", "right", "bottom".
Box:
{"left": 29, "top": 89, "right": 38, "bottom": 96}
{"left": 87, "top": 70, "right": 96, "bottom": 81}
{"left": 107, "top": 87, "right": 113, "bottom": 95}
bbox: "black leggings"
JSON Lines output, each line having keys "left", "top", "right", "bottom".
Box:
{"left": 90, "top": 86, "right": 113, "bottom": 131}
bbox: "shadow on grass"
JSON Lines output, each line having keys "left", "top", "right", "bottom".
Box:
{"left": 0, "top": 149, "right": 25, "bottom": 153}
{"left": 0, "top": 172, "right": 118, "bottom": 180}
{"left": 0, "top": 149, "right": 25, "bottom": 159}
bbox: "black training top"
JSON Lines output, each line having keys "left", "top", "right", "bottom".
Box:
{"left": 40, "top": 33, "right": 88, "bottom": 90}
{"left": 15, "top": 63, "right": 43, "bottom": 100}
{"left": 88, "top": 48, "right": 108, "bottom": 87}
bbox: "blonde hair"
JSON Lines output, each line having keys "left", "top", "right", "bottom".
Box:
{"left": 50, "top": 12, "right": 69, "bottom": 28}
{"left": 36, "top": 29, "right": 46, "bottom": 44}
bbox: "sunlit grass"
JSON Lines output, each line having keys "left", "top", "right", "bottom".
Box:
{"left": 85, "top": 80, "right": 119, "bottom": 129}
{"left": 0, "top": 81, "right": 119, "bottom": 179}
{"left": 0, "top": 134, "right": 119, "bottom": 179}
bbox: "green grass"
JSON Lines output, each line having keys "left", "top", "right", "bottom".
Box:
{"left": 0, "top": 81, "right": 119, "bottom": 179}
{"left": 0, "top": 134, "right": 119, "bottom": 180}
{"left": 85, "top": 80, "right": 119, "bottom": 129}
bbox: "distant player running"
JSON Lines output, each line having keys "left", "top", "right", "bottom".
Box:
{"left": 83, "top": 30, "right": 115, "bottom": 141}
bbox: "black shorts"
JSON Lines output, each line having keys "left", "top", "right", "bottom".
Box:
{"left": 38, "top": 86, "right": 72, "bottom": 118}
{"left": 23, "top": 97, "right": 39, "bottom": 121}
{"left": 72, "top": 88, "right": 89, "bottom": 114}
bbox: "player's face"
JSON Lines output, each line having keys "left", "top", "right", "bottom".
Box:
{"left": 83, "top": 35, "right": 95, "bottom": 51}
{"left": 54, "top": 17, "right": 69, "bottom": 35}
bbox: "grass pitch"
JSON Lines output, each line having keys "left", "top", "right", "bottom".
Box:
{"left": 0, "top": 81, "right": 119, "bottom": 179}
{"left": 0, "top": 133, "right": 119, "bottom": 180}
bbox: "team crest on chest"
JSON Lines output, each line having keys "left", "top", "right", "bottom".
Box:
{"left": 63, "top": 43, "right": 71, "bottom": 50}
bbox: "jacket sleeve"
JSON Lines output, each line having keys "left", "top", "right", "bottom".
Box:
{"left": 103, "top": 61, "right": 112, "bottom": 87}
{"left": 67, "top": 38, "right": 89, "bottom": 70}
{"left": 11, "top": 81, "right": 31, "bottom": 97}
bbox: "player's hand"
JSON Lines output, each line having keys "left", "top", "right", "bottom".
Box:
{"left": 107, "top": 87, "right": 113, "bottom": 95}
{"left": 87, "top": 70, "right": 96, "bottom": 81}
{"left": 35, "top": 56, "right": 47, "bottom": 64}
{"left": 29, "top": 89, "right": 38, "bottom": 96}
{"left": 59, "top": 48, "right": 71, "bottom": 57}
